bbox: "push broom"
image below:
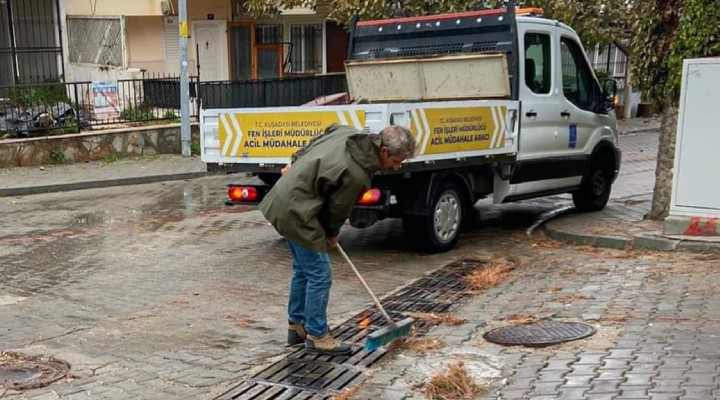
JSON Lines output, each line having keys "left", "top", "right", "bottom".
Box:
{"left": 336, "top": 244, "right": 415, "bottom": 352}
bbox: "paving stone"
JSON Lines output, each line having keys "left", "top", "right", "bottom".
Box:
{"left": 500, "top": 388, "right": 532, "bottom": 398}
{"left": 530, "top": 381, "right": 562, "bottom": 395}
{"left": 582, "top": 392, "right": 617, "bottom": 400}
{"left": 682, "top": 372, "right": 716, "bottom": 386}
{"left": 588, "top": 379, "right": 624, "bottom": 393}
{"left": 595, "top": 369, "right": 627, "bottom": 381}
{"left": 635, "top": 353, "right": 664, "bottom": 363}
{"left": 576, "top": 353, "right": 608, "bottom": 365}
{"left": 505, "top": 376, "right": 536, "bottom": 391}
{"left": 630, "top": 363, "right": 662, "bottom": 374}
{"left": 570, "top": 363, "right": 600, "bottom": 375}
{"left": 687, "top": 361, "right": 717, "bottom": 374}
{"left": 609, "top": 349, "right": 637, "bottom": 359}
{"left": 564, "top": 374, "right": 595, "bottom": 387}
{"left": 601, "top": 359, "right": 631, "bottom": 370}
{"left": 624, "top": 373, "right": 657, "bottom": 386}
{"left": 679, "top": 386, "right": 717, "bottom": 399}
{"left": 539, "top": 370, "right": 569, "bottom": 382}
{"left": 544, "top": 359, "right": 574, "bottom": 371}
{"left": 619, "top": 385, "right": 650, "bottom": 398}
{"left": 648, "top": 392, "right": 685, "bottom": 400}
{"left": 656, "top": 368, "right": 689, "bottom": 380}
{"left": 557, "top": 386, "right": 590, "bottom": 400}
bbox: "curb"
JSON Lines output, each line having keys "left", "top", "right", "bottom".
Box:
{"left": 0, "top": 171, "right": 214, "bottom": 197}
{"left": 544, "top": 224, "right": 720, "bottom": 253}
{"left": 618, "top": 127, "right": 660, "bottom": 136}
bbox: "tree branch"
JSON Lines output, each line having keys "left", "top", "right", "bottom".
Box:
{"left": 613, "top": 39, "right": 631, "bottom": 57}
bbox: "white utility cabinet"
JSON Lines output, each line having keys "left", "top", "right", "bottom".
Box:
{"left": 669, "top": 57, "right": 720, "bottom": 219}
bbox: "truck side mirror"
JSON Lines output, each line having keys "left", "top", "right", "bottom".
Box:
{"left": 600, "top": 78, "right": 618, "bottom": 113}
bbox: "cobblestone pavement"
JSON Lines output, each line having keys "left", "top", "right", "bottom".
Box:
{"left": 6, "top": 130, "right": 717, "bottom": 400}
{"left": 0, "top": 175, "right": 531, "bottom": 400}
{"left": 354, "top": 241, "right": 720, "bottom": 400}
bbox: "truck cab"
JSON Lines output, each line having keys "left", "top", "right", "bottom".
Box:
{"left": 510, "top": 15, "right": 619, "bottom": 203}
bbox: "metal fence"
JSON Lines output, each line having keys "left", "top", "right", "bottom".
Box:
{"left": 197, "top": 73, "right": 348, "bottom": 109}
{"left": 0, "top": 0, "right": 64, "bottom": 86}
{"left": 1, "top": 73, "right": 349, "bottom": 137}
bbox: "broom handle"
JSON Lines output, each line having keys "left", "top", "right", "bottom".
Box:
{"left": 336, "top": 244, "right": 395, "bottom": 325}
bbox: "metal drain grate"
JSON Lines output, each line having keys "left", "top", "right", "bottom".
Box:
{"left": 0, "top": 352, "right": 70, "bottom": 391}
{"left": 214, "top": 258, "right": 484, "bottom": 399}
{"left": 483, "top": 320, "right": 597, "bottom": 346}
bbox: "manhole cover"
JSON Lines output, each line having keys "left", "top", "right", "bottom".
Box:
{"left": 0, "top": 352, "right": 70, "bottom": 390}
{"left": 483, "top": 320, "right": 596, "bottom": 346}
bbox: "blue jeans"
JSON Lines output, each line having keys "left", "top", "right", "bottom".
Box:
{"left": 286, "top": 239, "right": 332, "bottom": 337}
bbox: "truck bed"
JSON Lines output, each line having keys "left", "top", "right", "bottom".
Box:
{"left": 200, "top": 99, "right": 520, "bottom": 173}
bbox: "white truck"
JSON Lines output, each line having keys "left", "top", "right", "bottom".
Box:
{"left": 200, "top": 4, "right": 621, "bottom": 253}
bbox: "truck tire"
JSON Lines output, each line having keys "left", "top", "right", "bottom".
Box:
{"left": 408, "top": 182, "right": 465, "bottom": 253}
{"left": 572, "top": 155, "right": 614, "bottom": 212}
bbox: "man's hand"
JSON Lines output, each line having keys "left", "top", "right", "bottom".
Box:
{"left": 281, "top": 163, "right": 291, "bottom": 175}
{"left": 327, "top": 236, "right": 339, "bottom": 249}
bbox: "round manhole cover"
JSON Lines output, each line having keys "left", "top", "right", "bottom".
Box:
{"left": 1, "top": 352, "right": 70, "bottom": 391}
{"left": 483, "top": 320, "right": 596, "bottom": 346}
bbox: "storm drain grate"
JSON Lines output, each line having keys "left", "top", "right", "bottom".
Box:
{"left": 0, "top": 352, "right": 70, "bottom": 391}
{"left": 483, "top": 320, "right": 597, "bottom": 346}
{"left": 214, "top": 258, "right": 484, "bottom": 399}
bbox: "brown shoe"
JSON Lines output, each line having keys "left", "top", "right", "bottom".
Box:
{"left": 305, "top": 333, "right": 352, "bottom": 356}
{"left": 288, "top": 323, "right": 307, "bottom": 346}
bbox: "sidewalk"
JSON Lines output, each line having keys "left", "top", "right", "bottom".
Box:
{"left": 0, "top": 154, "right": 212, "bottom": 197}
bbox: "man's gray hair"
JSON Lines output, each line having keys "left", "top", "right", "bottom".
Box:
{"left": 379, "top": 125, "right": 417, "bottom": 158}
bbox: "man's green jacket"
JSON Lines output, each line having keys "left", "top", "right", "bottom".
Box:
{"left": 259, "top": 124, "right": 382, "bottom": 252}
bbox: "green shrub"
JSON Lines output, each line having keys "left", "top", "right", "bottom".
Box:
{"left": 120, "top": 107, "right": 154, "bottom": 121}
{"left": 9, "top": 84, "right": 69, "bottom": 108}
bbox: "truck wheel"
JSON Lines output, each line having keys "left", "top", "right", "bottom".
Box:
{"left": 572, "top": 156, "right": 614, "bottom": 212}
{"left": 412, "top": 182, "right": 464, "bottom": 253}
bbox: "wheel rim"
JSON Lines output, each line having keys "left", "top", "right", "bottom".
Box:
{"left": 433, "top": 192, "right": 460, "bottom": 244}
{"left": 591, "top": 170, "right": 607, "bottom": 197}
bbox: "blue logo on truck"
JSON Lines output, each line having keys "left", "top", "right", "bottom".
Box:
{"left": 569, "top": 125, "right": 577, "bottom": 149}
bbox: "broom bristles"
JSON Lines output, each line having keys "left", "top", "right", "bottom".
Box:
{"left": 364, "top": 318, "right": 415, "bottom": 351}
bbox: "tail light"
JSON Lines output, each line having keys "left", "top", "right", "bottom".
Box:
{"left": 357, "top": 188, "right": 382, "bottom": 205}
{"left": 228, "top": 186, "right": 258, "bottom": 202}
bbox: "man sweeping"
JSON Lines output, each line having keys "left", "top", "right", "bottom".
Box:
{"left": 259, "top": 124, "right": 416, "bottom": 356}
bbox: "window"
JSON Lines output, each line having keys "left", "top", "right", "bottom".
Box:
{"left": 290, "top": 24, "right": 322, "bottom": 74}
{"left": 256, "top": 24, "right": 283, "bottom": 44}
{"left": 68, "top": 17, "right": 123, "bottom": 66}
{"left": 524, "top": 33, "right": 551, "bottom": 94}
{"left": 561, "top": 37, "right": 598, "bottom": 111}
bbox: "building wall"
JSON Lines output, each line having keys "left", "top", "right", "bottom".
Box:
{"left": 63, "top": 0, "right": 340, "bottom": 79}
{"left": 126, "top": 16, "right": 166, "bottom": 74}
{"left": 65, "top": 0, "right": 164, "bottom": 16}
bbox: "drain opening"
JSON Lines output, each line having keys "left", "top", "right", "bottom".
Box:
{"left": 0, "top": 352, "right": 70, "bottom": 391}
{"left": 215, "top": 258, "right": 487, "bottom": 400}
{"left": 483, "top": 320, "right": 596, "bottom": 346}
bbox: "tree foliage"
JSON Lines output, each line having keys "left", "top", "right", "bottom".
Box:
{"left": 630, "top": 0, "right": 719, "bottom": 220}
{"left": 631, "top": 0, "right": 720, "bottom": 106}
{"left": 241, "top": 0, "right": 634, "bottom": 49}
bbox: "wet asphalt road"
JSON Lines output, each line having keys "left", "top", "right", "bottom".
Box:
{"left": 0, "top": 132, "right": 659, "bottom": 399}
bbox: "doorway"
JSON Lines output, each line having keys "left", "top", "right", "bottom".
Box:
{"left": 193, "top": 21, "right": 229, "bottom": 81}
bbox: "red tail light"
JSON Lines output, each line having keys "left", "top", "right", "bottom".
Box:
{"left": 228, "top": 186, "right": 258, "bottom": 202}
{"left": 357, "top": 189, "right": 381, "bottom": 205}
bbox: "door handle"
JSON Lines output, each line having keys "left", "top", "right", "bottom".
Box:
{"left": 561, "top": 110, "right": 571, "bottom": 118}
{"left": 525, "top": 111, "right": 537, "bottom": 118}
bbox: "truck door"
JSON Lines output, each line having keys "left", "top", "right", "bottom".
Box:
{"left": 516, "top": 23, "right": 560, "bottom": 162}
{"left": 556, "top": 29, "right": 609, "bottom": 155}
